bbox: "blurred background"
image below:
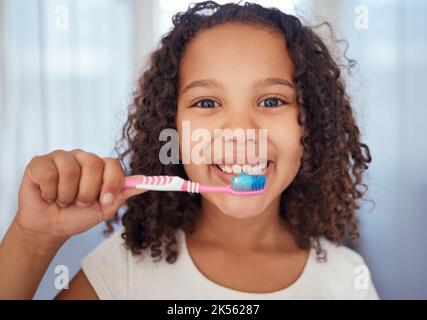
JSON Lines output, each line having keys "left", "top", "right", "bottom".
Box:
{"left": 0, "top": 0, "right": 426, "bottom": 299}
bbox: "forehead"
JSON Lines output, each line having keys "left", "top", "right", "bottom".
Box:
{"left": 179, "top": 23, "right": 294, "bottom": 85}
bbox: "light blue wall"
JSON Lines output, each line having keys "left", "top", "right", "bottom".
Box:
{"left": 327, "top": 0, "right": 427, "bottom": 299}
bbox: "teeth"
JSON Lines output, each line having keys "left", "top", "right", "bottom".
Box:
{"left": 217, "top": 161, "right": 269, "bottom": 175}
{"left": 231, "top": 164, "right": 242, "bottom": 174}
{"left": 223, "top": 165, "right": 232, "bottom": 173}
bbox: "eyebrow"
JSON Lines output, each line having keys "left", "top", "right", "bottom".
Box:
{"left": 180, "top": 77, "right": 295, "bottom": 94}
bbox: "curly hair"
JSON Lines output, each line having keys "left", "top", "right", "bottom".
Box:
{"left": 106, "top": 1, "right": 372, "bottom": 263}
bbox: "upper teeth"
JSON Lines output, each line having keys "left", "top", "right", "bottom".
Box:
{"left": 217, "top": 162, "right": 268, "bottom": 175}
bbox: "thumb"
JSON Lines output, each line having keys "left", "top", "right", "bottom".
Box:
{"left": 99, "top": 187, "right": 147, "bottom": 220}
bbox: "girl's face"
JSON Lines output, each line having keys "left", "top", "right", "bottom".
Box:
{"left": 176, "top": 23, "right": 303, "bottom": 219}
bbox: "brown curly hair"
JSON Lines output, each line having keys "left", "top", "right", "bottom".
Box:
{"left": 106, "top": 1, "right": 372, "bottom": 263}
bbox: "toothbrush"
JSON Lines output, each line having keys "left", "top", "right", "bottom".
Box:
{"left": 122, "top": 172, "right": 266, "bottom": 195}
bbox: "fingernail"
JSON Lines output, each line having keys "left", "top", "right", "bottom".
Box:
{"left": 76, "top": 201, "right": 91, "bottom": 208}
{"left": 101, "top": 193, "right": 113, "bottom": 206}
{"left": 57, "top": 202, "right": 68, "bottom": 208}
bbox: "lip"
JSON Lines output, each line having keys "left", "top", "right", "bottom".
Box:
{"left": 210, "top": 160, "right": 274, "bottom": 185}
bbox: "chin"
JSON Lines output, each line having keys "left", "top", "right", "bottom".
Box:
{"left": 205, "top": 193, "right": 270, "bottom": 219}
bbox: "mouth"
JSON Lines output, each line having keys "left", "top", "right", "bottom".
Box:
{"left": 210, "top": 160, "right": 274, "bottom": 185}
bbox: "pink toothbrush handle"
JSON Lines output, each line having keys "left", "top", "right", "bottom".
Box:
{"left": 122, "top": 174, "right": 234, "bottom": 194}
{"left": 122, "top": 175, "right": 174, "bottom": 189}
{"left": 122, "top": 175, "right": 199, "bottom": 192}
{"left": 122, "top": 175, "right": 264, "bottom": 195}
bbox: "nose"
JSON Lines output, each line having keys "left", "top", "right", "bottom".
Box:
{"left": 221, "top": 104, "right": 261, "bottom": 133}
{"left": 213, "top": 109, "right": 266, "bottom": 164}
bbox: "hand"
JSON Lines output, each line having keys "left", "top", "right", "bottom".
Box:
{"left": 15, "top": 149, "right": 146, "bottom": 240}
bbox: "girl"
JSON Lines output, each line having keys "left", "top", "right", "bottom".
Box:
{"left": 0, "top": 1, "right": 378, "bottom": 299}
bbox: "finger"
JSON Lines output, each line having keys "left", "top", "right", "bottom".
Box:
{"left": 26, "top": 155, "right": 59, "bottom": 203}
{"left": 70, "top": 150, "right": 104, "bottom": 207}
{"left": 51, "top": 150, "right": 81, "bottom": 207}
{"left": 99, "top": 157, "right": 125, "bottom": 207}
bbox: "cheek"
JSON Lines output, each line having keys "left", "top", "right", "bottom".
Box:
{"left": 182, "top": 163, "right": 206, "bottom": 184}
{"left": 284, "top": 126, "right": 304, "bottom": 166}
{"left": 270, "top": 108, "right": 303, "bottom": 152}
{"left": 270, "top": 114, "right": 304, "bottom": 184}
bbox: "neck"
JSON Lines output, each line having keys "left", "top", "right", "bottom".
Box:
{"left": 193, "top": 196, "right": 298, "bottom": 253}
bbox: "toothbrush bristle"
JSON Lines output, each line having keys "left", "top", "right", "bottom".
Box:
{"left": 230, "top": 173, "right": 266, "bottom": 192}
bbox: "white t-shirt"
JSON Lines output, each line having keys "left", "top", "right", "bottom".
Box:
{"left": 81, "top": 228, "right": 379, "bottom": 300}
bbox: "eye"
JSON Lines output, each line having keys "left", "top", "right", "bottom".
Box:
{"left": 191, "top": 98, "right": 220, "bottom": 109}
{"left": 259, "top": 96, "right": 288, "bottom": 108}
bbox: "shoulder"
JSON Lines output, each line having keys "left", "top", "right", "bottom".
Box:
{"left": 307, "top": 237, "right": 380, "bottom": 299}
{"left": 319, "top": 237, "right": 366, "bottom": 269}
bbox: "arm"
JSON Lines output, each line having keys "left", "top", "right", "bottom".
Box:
{"left": 54, "top": 270, "right": 99, "bottom": 300}
{"left": 0, "top": 219, "right": 98, "bottom": 300}
{"left": 0, "top": 218, "right": 65, "bottom": 299}
{"left": 1, "top": 149, "right": 145, "bottom": 300}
